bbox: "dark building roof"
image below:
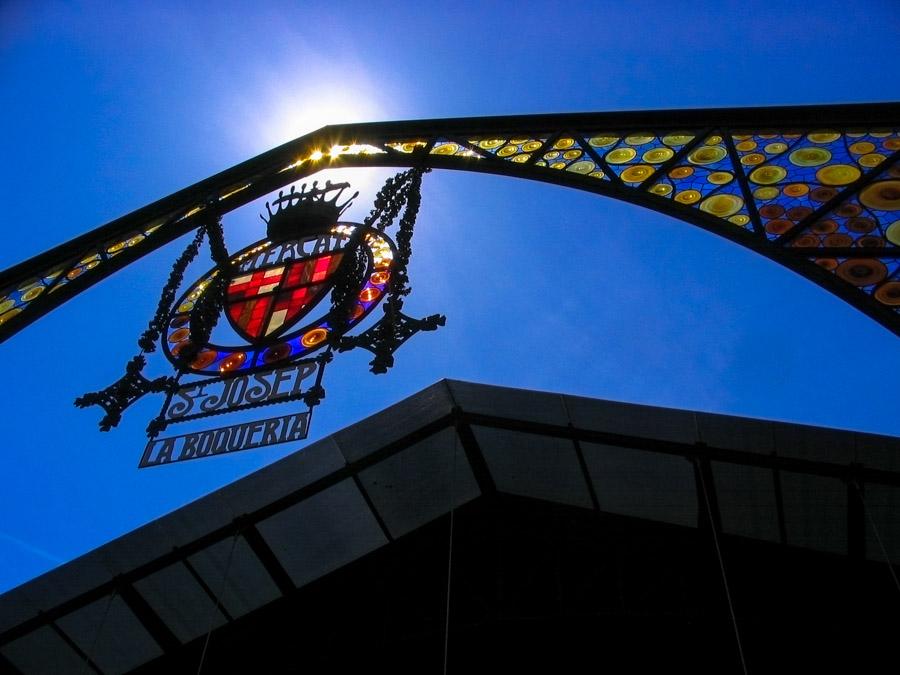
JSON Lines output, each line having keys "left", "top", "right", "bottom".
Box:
{"left": 1, "top": 380, "right": 899, "bottom": 673}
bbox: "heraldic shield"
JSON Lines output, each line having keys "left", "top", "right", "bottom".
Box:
{"left": 225, "top": 245, "right": 344, "bottom": 342}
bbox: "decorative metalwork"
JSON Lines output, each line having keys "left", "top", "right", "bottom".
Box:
{"left": 70, "top": 172, "right": 440, "bottom": 465}
{"left": 74, "top": 355, "right": 174, "bottom": 431}
{"left": 3, "top": 104, "right": 899, "bottom": 339}
{"left": 339, "top": 297, "right": 446, "bottom": 373}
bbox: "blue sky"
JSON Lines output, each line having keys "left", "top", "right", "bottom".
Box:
{"left": 1, "top": 0, "right": 899, "bottom": 593}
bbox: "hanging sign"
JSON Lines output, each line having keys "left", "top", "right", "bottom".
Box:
{"left": 75, "top": 173, "right": 445, "bottom": 468}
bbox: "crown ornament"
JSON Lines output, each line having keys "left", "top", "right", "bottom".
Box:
{"left": 260, "top": 180, "right": 358, "bottom": 241}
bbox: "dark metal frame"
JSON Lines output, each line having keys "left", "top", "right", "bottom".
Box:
{"left": 1, "top": 102, "right": 899, "bottom": 343}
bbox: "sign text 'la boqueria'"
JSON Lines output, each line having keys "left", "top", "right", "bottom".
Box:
{"left": 140, "top": 411, "right": 310, "bottom": 468}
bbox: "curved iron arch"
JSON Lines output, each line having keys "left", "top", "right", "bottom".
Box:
{"left": 1, "top": 102, "right": 899, "bottom": 343}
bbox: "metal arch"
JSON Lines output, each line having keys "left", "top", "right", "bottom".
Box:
{"left": 1, "top": 102, "right": 899, "bottom": 343}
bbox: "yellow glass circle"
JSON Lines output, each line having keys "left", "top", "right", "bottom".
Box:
{"left": 669, "top": 166, "right": 694, "bottom": 179}
{"left": 749, "top": 165, "right": 788, "bottom": 185}
{"left": 859, "top": 153, "right": 886, "bottom": 167}
{"left": 764, "top": 142, "right": 788, "bottom": 154}
{"left": 509, "top": 137, "right": 529, "bottom": 145}
{"left": 478, "top": 139, "right": 505, "bottom": 150}
{"left": 662, "top": 134, "right": 694, "bottom": 146}
{"left": 642, "top": 147, "right": 675, "bottom": 164}
{"left": 859, "top": 181, "right": 900, "bottom": 211}
{"left": 606, "top": 147, "right": 637, "bottom": 164}
{"left": 497, "top": 145, "right": 517, "bottom": 157}
{"left": 85, "top": 261, "right": 100, "bottom": 270}
{"left": 178, "top": 301, "right": 194, "bottom": 313}
{"left": 699, "top": 194, "right": 744, "bottom": 218}
{"left": 886, "top": 220, "right": 900, "bottom": 246}
{"left": 219, "top": 352, "right": 247, "bottom": 372}
{"left": 553, "top": 137, "right": 575, "bottom": 150}
{"left": 735, "top": 140, "right": 757, "bottom": 152}
{"left": 126, "top": 236, "right": 144, "bottom": 247}
{"left": 674, "top": 190, "right": 702, "bottom": 205}
{"left": 870, "top": 131, "right": 891, "bottom": 138}
{"left": 567, "top": 160, "right": 595, "bottom": 174}
{"left": 589, "top": 170, "right": 605, "bottom": 179}
{"left": 728, "top": 215, "right": 750, "bottom": 226}
{"left": 522, "top": 141, "right": 543, "bottom": 152}
{"left": 432, "top": 143, "right": 459, "bottom": 155}
{"left": 21, "top": 286, "right": 44, "bottom": 302}
{"left": 107, "top": 242, "right": 126, "bottom": 253}
{"left": 301, "top": 328, "right": 329, "bottom": 348}
{"left": 650, "top": 183, "right": 673, "bottom": 196}
{"left": 758, "top": 134, "right": 777, "bottom": 140}
{"left": 625, "top": 134, "right": 655, "bottom": 146}
{"left": 562, "top": 149, "right": 582, "bottom": 160}
{"left": 543, "top": 150, "right": 560, "bottom": 160}
{"left": 789, "top": 147, "right": 832, "bottom": 166}
{"left": 511, "top": 154, "right": 530, "bottom": 163}
{"left": 588, "top": 136, "right": 618, "bottom": 148}
{"left": 549, "top": 162, "right": 567, "bottom": 170}
{"left": 732, "top": 135, "right": 751, "bottom": 141}
{"left": 0, "top": 299, "right": 15, "bottom": 313}
{"left": 849, "top": 141, "right": 875, "bottom": 154}
{"left": 707, "top": 171, "right": 733, "bottom": 185}
{"left": 620, "top": 165, "right": 654, "bottom": 183}
{"left": 783, "top": 183, "right": 809, "bottom": 197}
{"left": 688, "top": 145, "right": 727, "bottom": 165}
{"left": 740, "top": 153, "right": 766, "bottom": 166}
{"left": 706, "top": 135, "right": 723, "bottom": 145}
{"left": 816, "top": 164, "right": 862, "bottom": 186}
{"left": 807, "top": 132, "right": 841, "bottom": 144}
{"left": 0, "top": 308, "right": 22, "bottom": 325}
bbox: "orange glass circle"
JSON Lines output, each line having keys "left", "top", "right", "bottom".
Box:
{"left": 370, "top": 271, "right": 391, "bottom": 285}
{"left": 792, "top": 234, "right": 820, "bottom": 248}
{"left": 836, "top": 259, "right": 887, "bottom": 286}
{"left": 824, "top": 233, "right": 853, "bottom": 247}
{"left": 191, "top": 350, "right": 218, "bottom": 370}
{"left": 815, "top": 258, "right": 839, "bottom": 271}
{"left": 168, "top": 328, "right": 190, "bottom": 343}
{"left": 263, "top": 343, "right": 292, "bottom": 364}
{"left": 764, "top": 220, "right": 793, "bottom": 235}
{"left": 359, "top": 287, "right": 381, "bottom": 302}
{"left": 847, "top": 217, "right": 876, "bottom": 233}
{"left": 301, "top": 328, "right": 329, "bottom": 348}
{"left": 811, "top": 219, "right": 838, "bottom": 235}
{"left": 669, "top": 166, "right": 693, "bottom": 179}
{"left": 219, "top": 352, "right": 247, "bottom": 372}
{"left": 875, "top": 282, "right": 900, "bottom": 306}
{"left": 783, "top": 183, "right": 809, "bottom": 197}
